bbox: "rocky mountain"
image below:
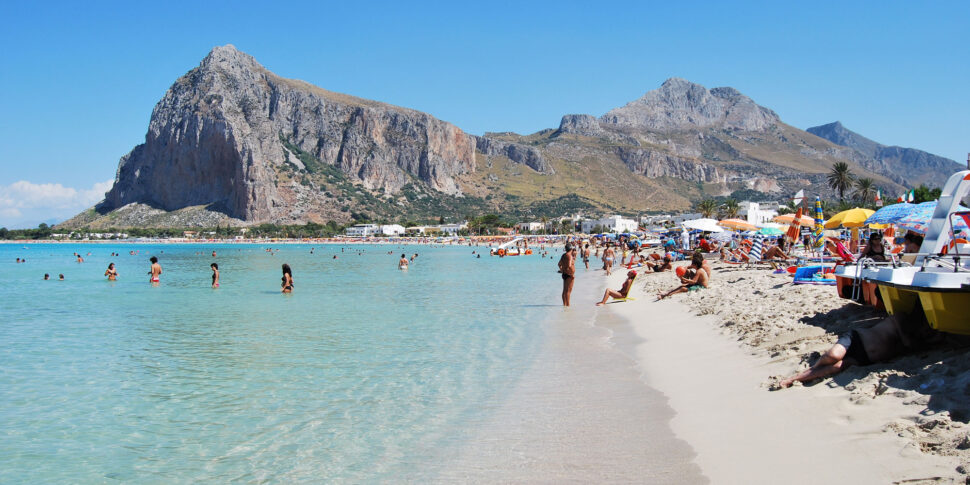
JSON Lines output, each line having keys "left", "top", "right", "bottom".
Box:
{"left": 65, "top": 46, "right": 929, "bottom": 229}
{"left": 807, "top": 121, "right": 960, "bottom": 188}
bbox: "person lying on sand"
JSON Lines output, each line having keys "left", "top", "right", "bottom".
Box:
{"left": 776, "top": 304, "right": 944, "bottom": 389}
{"left": 762, "top": 242, "right": 790, "bottom": 261}
{"left": 645, "top": 254, "right": 673, "bottom": 272}
{"left": 595, "top": 270, "right": 636, "bottom": 306}
{"left": 657, "top": 257, "right": 709, "bottom": 300}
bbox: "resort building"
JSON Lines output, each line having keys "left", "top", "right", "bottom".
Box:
{"left": 346, "top": 224, "right": 380, "bottom": 237}
{"left": 580, "top": 215, "right": 638, "bottom": 234}
{"left": 515, "top": 222, "right": 545, "bottom": 233}
{"left": 379, "top": 224, "right": 406, "bottom": 236}
{"left": 739, "top": 202, "right": 779, "bottom": 225}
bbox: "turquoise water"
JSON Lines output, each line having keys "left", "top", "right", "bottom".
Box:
{"left": 0, "top": 243, "right": 560, "bottom": 482}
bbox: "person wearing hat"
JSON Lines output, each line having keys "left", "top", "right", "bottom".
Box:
{"left": 595, "top": 270, "right": 637, "bottom": 306}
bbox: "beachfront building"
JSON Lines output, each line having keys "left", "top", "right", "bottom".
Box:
{"left": 379, "top": 224, "right": 406, "bottom": 236}
{"left": 580, "top": 215, "right": 638, "bottom": 234}
{"left": 515, "top": 222, "right": 545, "bottom": 233}
{"left": 740, "top": 202, "right": 779, "bottom": 225}
{"left": 346, "top": 224, "right": 380, "bottom": 237}
{"left": 437, "top": 223, "right": 467, "bottom": 235}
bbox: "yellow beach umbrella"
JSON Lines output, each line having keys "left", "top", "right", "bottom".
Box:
{"left": 773, "top": 214, "right": 814, "bottom": 226}
{"left": 824, "top": 208, "right": 885, "bottom": 229}
{"left": 718, "top": 218, "right": 758, "bottom": 231}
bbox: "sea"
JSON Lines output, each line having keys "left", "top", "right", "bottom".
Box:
{"left": 0, "top": 242, "right": 564, "bottom": 482}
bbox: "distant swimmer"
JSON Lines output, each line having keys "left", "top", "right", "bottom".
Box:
{"left": 281, "top": 263, "right": 293, "bottom": 293}
{"left": 104, "top": 263, "right": 118, "bottom": 281}
{"left": 211, "top": 263, "right": 220, "bottom": 288}
{"left": 44, "top": 273, "right": 49, "bottom": 280}
{"left": 76, "top": 254, "right": 84, "bottom": 263}
{"left": 212, "top": 251, "right": 217, "bottom": 258}
{"left": 58, "top": 274, "right": 64, "bottom": 280}
{"left": 399, "top": 254, "right": 409, "bottom": 270}
{"left": 333, "top": 255, "right": 338, "bottom": 259}
{"left": 148, "top": 256, "right": 162, "bottom": 284}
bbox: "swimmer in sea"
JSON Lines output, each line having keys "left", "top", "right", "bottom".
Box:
{"left": 399, "top": 253, "right": 409, "bottom": 270}
{"left": 44, "top": 273, "right": 50, "bottom": 280}
{"left": 211, "top": 263, "right": 220, "bottom": 288}
{"left": 148, "top": 256, "right": 162, "bottom": 284}
{"left": 59, "top": 274, "right": 64, "bottom": 280}
{"left": 104, "top": 263, "right": 118, "bottom": 281}
{"left": 281, "top": 263, "right": 293, "bottom": 293}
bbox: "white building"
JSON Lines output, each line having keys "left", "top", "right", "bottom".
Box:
{"left": 379, "top": 224, "right": 406, "bottom": 236}
{"left": 437, "top": 222, "right": 467, "bottom": 235}
{"left": 515, "top": 222, "right": 545, "bottom": 233}
{"left": 740, "top": 202, "right": 779, "bottom": 225}
{"left": 346, "top": 224, "right": 379, "bottom": 237}
{"left": 581, "top": 215, "right": 638, "bottom": 234}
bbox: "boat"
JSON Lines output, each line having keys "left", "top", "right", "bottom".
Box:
{"left": 851, "top": 170, "right": 970, "bottom": 334}
{"left": 489, "top": 237, "right": 533, "bottom": 257}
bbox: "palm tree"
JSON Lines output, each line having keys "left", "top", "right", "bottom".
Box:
{"left": 697, "top": 199, "right": 719, "bottom": 218}
{"left": 827, "top": 162, "right": 856, "bottom": 202}
{"left": 854, "top": 178, "right": 876, "bottom": 206}
{"left": 720, "top": 198, "right": 740, "bottom": 219}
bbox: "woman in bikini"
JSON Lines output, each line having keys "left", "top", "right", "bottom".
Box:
{"left": 281, "top": 263, "right": 294, "bottom": 293}
{"left": 211, "top": 263, "right": 220, "bottom": 288}
{"left": 148, "top": 256, "right": 162, "bottom": 284}
{"left": 104, "top": 262, "right": 118, "bottom": 281}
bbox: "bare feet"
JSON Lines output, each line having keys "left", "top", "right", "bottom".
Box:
{"left": 596, "top": 302, "right": 605, "bottom": 306}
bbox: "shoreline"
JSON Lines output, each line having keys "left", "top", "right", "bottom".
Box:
{"left": 603, "top": 262, "right": 967, "bottom": 483}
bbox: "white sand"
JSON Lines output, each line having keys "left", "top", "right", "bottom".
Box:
{"left": 601, "top": 263, "right": 967, "bottom": 483}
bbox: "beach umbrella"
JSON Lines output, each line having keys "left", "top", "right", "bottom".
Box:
{"left": 864, "top": 203, "right": 914, "bottom": 225}
{"left": 812, "top": 196, "right": 825, "bottom": 248}
{"left": 784, "top": 207, "right": 804, "bottom": 242}
{"left": 824, "top": 208, "right": 877, "bottom": 229}
{"left": 773, "top": 213, "right": 815, "bottom": 226}
{"left": 682, "top": 218, "right": 725, "bottom": 233}
{"left": 895, "top": 201, "right": 970, "bottom": 235}
{"left": 758, "top": 227, "right": 784, "bottom": 236}
{"left": 718, "top": 218, "right": 758, "bottom": 231}
{"left": 710, "top": 231, "right": 734, "bottom": 243}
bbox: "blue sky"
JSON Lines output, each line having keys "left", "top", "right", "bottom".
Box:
{"left": 0, "top": 0, "right": 967, "bottom": 228}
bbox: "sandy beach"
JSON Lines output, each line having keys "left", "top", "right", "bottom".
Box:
{"left": 439, "top": 254, "right": 970, "bottom": 483}
{"left": 615, "top": 259, "right": 970, "bottom": 483}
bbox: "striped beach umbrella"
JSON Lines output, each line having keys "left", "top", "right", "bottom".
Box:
{"left": 748, "top": 238, "right": 764, "bottom": 262}
{"left": 812, "top": 196, "right": 825, "bottom": 248}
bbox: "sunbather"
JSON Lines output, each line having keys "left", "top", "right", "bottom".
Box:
{"left": 595, "top": 270, "right": 637, "bottom": 306}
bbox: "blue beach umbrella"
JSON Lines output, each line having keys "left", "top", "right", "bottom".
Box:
{"left": 864, "top": 203, "right": 914, "bottom": 225}
{"left": 895, "top": 201, "right": 970, "bottom": 235}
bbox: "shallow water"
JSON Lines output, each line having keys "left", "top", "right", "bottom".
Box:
{"left": 0, "top": 243, "right": 561, "bottom": 482}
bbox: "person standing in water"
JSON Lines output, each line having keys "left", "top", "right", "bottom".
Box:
{"left": 104, "top": 263, "right": 118, "bottom": 281}
{"left": 211, "top": 263, "right": 220, "bottom": 288}
{"left": 398, "top": 254, "right": 409, "bottom": 270}
{"left": 148, "top": 256, "right": 162, "bottom": 284}
{"left": 281, "top": 264, "right": 293, "bottom": 293}
{"left": 558, "top": 244, "right": 577, "bottom": 307}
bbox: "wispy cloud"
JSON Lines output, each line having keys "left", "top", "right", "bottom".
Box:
{"left": 0, "top": 180, "right": 113, "bottom": 229}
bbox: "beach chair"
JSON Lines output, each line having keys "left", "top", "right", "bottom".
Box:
{"left": 612, "top": 274, "right": 638, "bottom": 303}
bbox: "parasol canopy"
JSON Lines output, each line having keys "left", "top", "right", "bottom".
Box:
{"left": 758, "top": 227, "right": 784, "bottom": 236}
{"left": 895, "top": 201, "right": 970, "bottom": 235}
{"left": 717, "top": 218, "right": 758, "bottom": 231}
{"left": 773, "top": 213, "right": 815, "bottom": 225}
{"left": 824, "top": 208, "right": 878, "bottom": 229}
{"left": 812, "top": 196, "right": 825, "bottom": 248}
{"left": 682, "top": 218, "right": 725, "bottom": 233}
{"left": 864, "top": 203, "right": 914, "bottom": 225}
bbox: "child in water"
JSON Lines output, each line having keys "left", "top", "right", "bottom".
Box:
{"left": 211, "top": 263, "right": 220, "bottom": 288}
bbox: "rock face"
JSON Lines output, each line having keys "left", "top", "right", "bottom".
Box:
{"left": 601, "top": 78, "right": 780, "bottom": 133}
{"left": 807, "top": 121, "right": 961, "bottom": 188}
{"left": 474, "top": 136, "right": 553, "bottom": 174}
{"left": 101, "top": 45, "right": 475, "bottom": 222}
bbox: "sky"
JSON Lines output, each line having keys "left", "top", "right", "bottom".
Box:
{"left": 0, "top": 0, "right": 967, "bottom": 228}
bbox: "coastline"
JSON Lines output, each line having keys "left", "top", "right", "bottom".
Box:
{"left": 604, "top": 262, "right": 967, "bottom": 483}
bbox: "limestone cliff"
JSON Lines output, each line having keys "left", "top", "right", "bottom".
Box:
{"left": 101, "top": 45, "right": 475, "bottom": 223}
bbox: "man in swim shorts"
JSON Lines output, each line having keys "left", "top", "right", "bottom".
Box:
{"left": 582, "top": 243, "right": 591, "bottom": 270}
{"left": 148, "top": 256, "right": 162, "bottom": 284}
{"left": 657, "top": 258, "right": 709, "bottom": 300}
{"left": 558, "top": 244, "right": 577, "bottom": 307}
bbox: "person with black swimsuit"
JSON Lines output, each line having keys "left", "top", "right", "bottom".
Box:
{"left": 281, "top": 263, "right": 294, "bottom": 293}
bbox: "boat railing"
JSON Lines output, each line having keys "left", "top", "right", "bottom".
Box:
{"left": 919, "top": 253, "right": 970, "bottom": 273}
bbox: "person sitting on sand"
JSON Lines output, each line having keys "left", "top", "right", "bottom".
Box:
{"left": 693, "top": 252, "right": 713, "bottom": 282}
{"left": 657, "top": 257, "right": 709, "bottom": 300}
{"left": 776, "top": 304, "right": 943, "bottom": 389}
{"left": 104, "top": 263, "right": 118, "bottom": 281}
{"left": 211, "top": 263, "right": 219, "bottom": 288}
{"left": 762, "top": 240, "right": 791, "bottom": 261}
{"left": 595, "top": 270, "right": 637, "bottom": 306}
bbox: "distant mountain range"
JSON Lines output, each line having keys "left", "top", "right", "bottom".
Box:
{"left": 60, "top": 45, "right": 962, "bottom": 228}
{"left": 806, "top": 121, "right": 961, "bottom": 189}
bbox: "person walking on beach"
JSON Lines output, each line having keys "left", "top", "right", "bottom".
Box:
{"left": 558, "top": 244, "right": 577, "bottom": 307}
{"left": 583, "top": 243, "right": 591, "bottom": 270}
{"left": 211, "top": 263, "right": 220, "bottom": 288}
{"left": 148, "top": 256, "right": 162, "bottom": 285}
{"left": 104, "top": 263, "right": 118, "bottom": 281}
{"left": 281, "top": 264, "right": 294, "bottom": 293}
{"left": 596, "top": 270, "right": 637, "bottom": 306}
{"left": 602, "top": 244, "right": 615, "bottom": 275}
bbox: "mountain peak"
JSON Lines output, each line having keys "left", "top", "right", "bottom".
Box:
{"left": 601, "top": 78, "right": 779, "bottom": 132}
{"left": 200, "top": 44, "right": 262, "bottom": 71}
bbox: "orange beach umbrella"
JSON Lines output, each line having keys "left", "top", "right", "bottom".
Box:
{"left": 718, "top": 218, "right": 759, "bottom": 231}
